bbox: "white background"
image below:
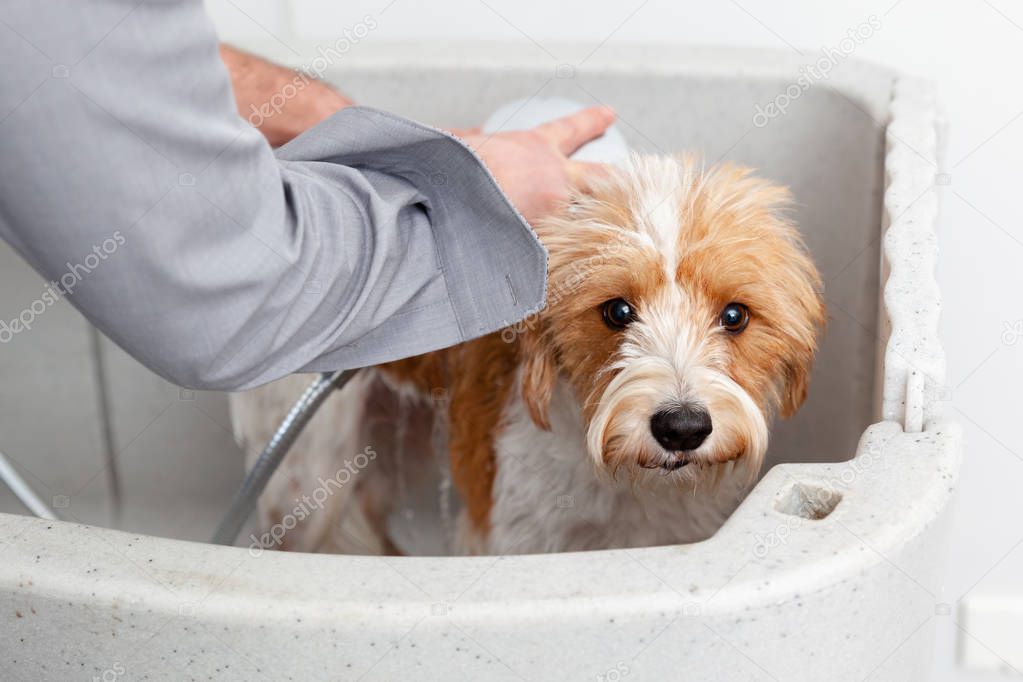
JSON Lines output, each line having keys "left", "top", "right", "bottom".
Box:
{"left": 208, "top": 1, "right": 1023, "bottom": 678}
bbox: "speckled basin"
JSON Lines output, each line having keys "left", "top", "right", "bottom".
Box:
{"left": 0, "top": 45, "right": 958, "bottom": 681}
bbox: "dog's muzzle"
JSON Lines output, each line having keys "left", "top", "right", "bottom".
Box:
{"left": 649, "top": 404, "right": 712, "bottom": 465}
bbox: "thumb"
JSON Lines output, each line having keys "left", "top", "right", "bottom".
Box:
{"left": 536, "top": 106, "right": 616, "bottom": 156}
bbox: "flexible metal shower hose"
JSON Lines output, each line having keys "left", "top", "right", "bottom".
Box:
{"left": 0, "top": 449, "right": 60, "bottom": 520}
{"left": 211, "top": 368, "right": 358, "bottom": 545}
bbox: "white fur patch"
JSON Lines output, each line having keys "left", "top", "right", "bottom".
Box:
{"left": 487, "top": 374, "right": 748, "bottom": 554}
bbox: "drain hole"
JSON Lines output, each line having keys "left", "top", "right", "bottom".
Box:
{"left": 774, "top": 481, "right": 842, "bottom": 520}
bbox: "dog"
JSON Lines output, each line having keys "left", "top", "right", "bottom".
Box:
{"left": 231, "top": 153, "right": 824, "bottom": 556}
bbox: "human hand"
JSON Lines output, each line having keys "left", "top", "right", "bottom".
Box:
{"left": 456, "top": 106, "right": 616, "bottom": 225}
{"left": 220, "top": 45, "right": 352, "bottom": 147}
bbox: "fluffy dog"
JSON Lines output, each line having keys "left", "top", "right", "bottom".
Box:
{"left": 231, "top": 154, "right": 824, "bottom": 556}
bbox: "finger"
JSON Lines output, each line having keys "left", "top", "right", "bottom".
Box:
{"left": 445, "top": 126, "right": 482, "bottom": 138}
{"left": 566, "top": 160, "right": 611, "bottom": 193}
{"left": 536, "top": 106, "right": 616, "bottom": 156}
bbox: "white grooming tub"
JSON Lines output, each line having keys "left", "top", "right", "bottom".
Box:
{"left": 0, "top": 45, "right": 958, "bottom": 681}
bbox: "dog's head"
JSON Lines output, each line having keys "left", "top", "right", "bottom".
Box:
{"left": 519, "top": 155, "right": 824, "bottom": 483}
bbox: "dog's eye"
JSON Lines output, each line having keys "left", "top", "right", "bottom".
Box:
{"left": 601, "top": 298, "right": 635, "bottom": 329}
{"left": 720, "top": 302, "right": 750, "bottom": 333}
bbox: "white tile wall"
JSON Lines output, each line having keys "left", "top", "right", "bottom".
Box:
{"left": 0, "top": 245, "right": 113, "bottom": 526}
{"left": 204, "top": 0, "right": 292, "bottom": 43}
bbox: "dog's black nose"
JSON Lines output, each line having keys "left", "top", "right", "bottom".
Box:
{"left": 650, "top": 405, "right": 712, "bottom": 452}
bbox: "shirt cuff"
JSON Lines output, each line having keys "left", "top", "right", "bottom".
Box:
{"left": 275, "top": 106, "right": 549, "bottom": 344}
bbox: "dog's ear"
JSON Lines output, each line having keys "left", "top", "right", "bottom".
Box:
{"left": 779, "top": 295, "right": 825, "bottom": 418}
{"left": 779, "top": 356, "right": 812, "bottom": 418}
{"left": 519, "top": 326, "right": 557, "bottom": 431}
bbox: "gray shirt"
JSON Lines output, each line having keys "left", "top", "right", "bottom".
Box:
{"left": 0, "top": 0, "right": 546, "bottom": 390}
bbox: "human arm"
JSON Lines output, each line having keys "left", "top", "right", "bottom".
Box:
{"left": 0, "top": 0, "right": 612, "bottom": 390}
{"left": 219, "top": 44, "right": 352, "bottom": 147}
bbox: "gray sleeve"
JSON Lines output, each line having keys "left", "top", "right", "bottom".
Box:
{"left": 0, "top": 1, "right": 546, "bottom": 390}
